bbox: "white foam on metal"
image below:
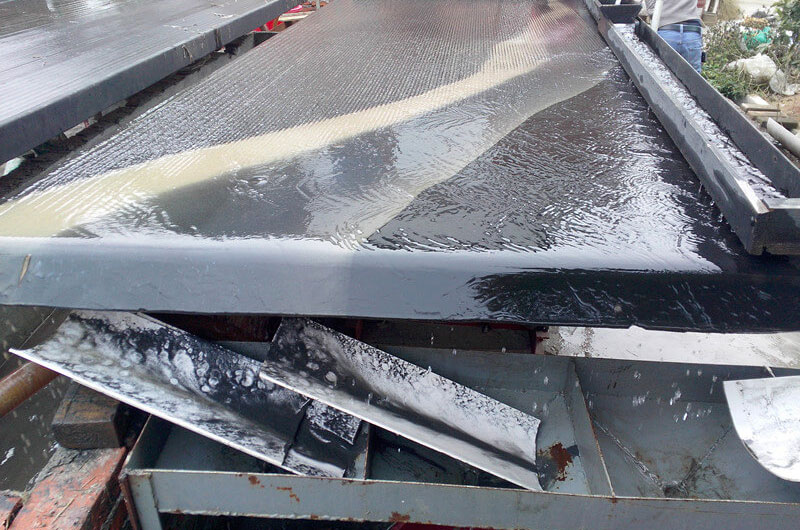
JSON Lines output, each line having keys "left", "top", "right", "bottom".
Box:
{"left": 724, "top": 376, "right": 800, "bottom": 482}
{"left": 261, "top": 318, "right": 543, "bottom": 490}
{"left": 548, "top": 326, "right": 800, "bottom": 368}
{"left": 12, "top": 311, "right": 361, "bottom": 477}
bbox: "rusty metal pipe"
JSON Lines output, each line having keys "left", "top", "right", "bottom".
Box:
{"left": 0, "top": 361, "right": 58, "bottom": 418}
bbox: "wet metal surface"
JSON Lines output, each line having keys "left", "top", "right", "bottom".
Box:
{"left": 378, "top": 343, "right": 607, "bottom": 495}
{"left": 544, "top": 326, "right": 800, "bottom": 368}
{"left": 598, "top": 21, "right": 800, "bottom": 255}
{"left": 368, "top": 67, "right": 741, "bottom": 254}
{"left": 0, "top": 0, "right": 612, "bottom": 239}
{"left": 0, "top": 0, "right": 295, "bottom": 162}
{"left": 725, "top": 376, "right": 800, "bottom": 482}
{"left": 261, "top": 318, "right": 543, "bottom": 490}
{"left": 12, "top": 312, "right": 367, "bottom": 477}
{"left": 0, "top": 0, "right": 799, "bottom": 331}
{"left": 576, "top": 358, "right": 800, "bottom": 502}
{"left": 124, "top": 352, "right": 800, "bottom": 530}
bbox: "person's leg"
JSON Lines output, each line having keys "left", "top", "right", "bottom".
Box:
{"left": 658, "top": 28, "right": 703, "bottom": 73}
{"left": 658, "top": 28, "right": 683, "bottom": 57}
{"left": 682, "top": 31, "right": 703, "bottom": 73}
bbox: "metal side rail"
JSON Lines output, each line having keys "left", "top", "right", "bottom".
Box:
{"left": 588, "top": 5, "right": 800, "bottom": 254}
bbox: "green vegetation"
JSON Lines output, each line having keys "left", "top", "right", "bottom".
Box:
{"left": 702, "top": 22, "right": 761, "bottom": 100}
{"left": 772, "top": 0, "right": 800, "bottom": 73}
{"left": 702, "top": 0, "right": 800, "bottom": 100}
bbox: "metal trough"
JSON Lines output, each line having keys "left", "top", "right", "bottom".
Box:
{"left": 121, "top": 346, "right": 800, "bottom": 529}
{"left": 586, "top": 2, "right": 800, "bottom": 254}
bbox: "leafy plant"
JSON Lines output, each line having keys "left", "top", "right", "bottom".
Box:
{"left": 770, "top": 0, "right": 800, "bottom": 74}
{"left": 702, "top": 22, "right": 762, "bottom": 100}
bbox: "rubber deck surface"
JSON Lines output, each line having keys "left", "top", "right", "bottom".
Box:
{"left": 1, "top": 0, "right": 799, "bottom": 331}
{"left": 0, "top": 0, "right": 294, "bottom": 162}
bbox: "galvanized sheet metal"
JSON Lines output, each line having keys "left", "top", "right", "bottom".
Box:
{"left": 261, "top": 318, "right": 543, "bottom": 490}
{"left": 137, "top": 470, "right": 800, "bottom": 530}
{"left": 725, "top": 376, "right": 800, "bottom": 482}
{"left": 11, "top": 312, "right": 367, "bottom": 477}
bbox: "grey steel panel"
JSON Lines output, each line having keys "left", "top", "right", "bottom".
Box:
{"left": 1, "top": 0, "right": 800, "bottom": 331}
{"left": 134, "top": 471, "right": 800, "bottom": 529}
{"left": 3, "top": 235, "right": 800, "bottom": 333}
{"left": 121, "top": 415, "right": 171, "bottom": 530}
{"left": 121, "top": 352, "right": 800, "bottom": 529}
{"left": 12, "top": 311, "right": 368, "bottom": 477}
{"left": 0, "top": 0, "right": 296, "bottom": 162}
{"left": 261, "top": 318, "right": 543, "bottom": 491}
{"left": 575, "top": 357, "right": 800, "bottom": 502}
{"left": 565, "top": 368, "right": 614, "bottom": 496}
{"left": 127, "top": 472, "right": 163, "bottom": 530}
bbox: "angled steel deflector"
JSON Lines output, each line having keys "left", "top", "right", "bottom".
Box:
{"left": 257, "top": 318, "right": 543, "bottom": 491}
{"left": 12, "top": 311, "right": 367, "bottom": 478}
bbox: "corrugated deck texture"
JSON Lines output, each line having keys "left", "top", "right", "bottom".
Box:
{"left": 0, "top": 0, "right": 295, "bottom": 162}
{"left": 0, "top": 0, "right": 799, "bottom": 331}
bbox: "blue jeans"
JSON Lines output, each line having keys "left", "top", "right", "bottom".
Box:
{"left": 658, "top": 28, "right": 702, "bottom": 73}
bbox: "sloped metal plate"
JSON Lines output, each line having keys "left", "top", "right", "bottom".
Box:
{"left": 12, "top": 311, "right": 366, "bottom": 477}
{"left": 261, "top": 318, "right": 543, "bottom": 491}
{"left": 0, "top": 0, "right": 296, "bottom": 161}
